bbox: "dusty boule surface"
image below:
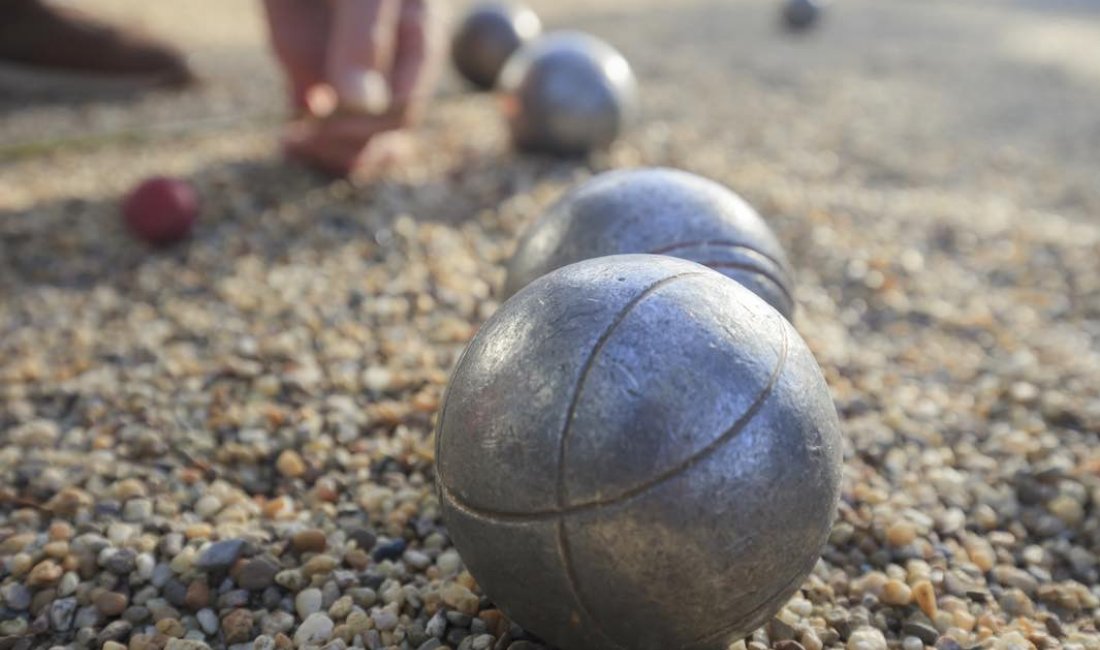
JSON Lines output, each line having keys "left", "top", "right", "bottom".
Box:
{"left": 2, "top": 1, "right": 1100, "bottom": 650}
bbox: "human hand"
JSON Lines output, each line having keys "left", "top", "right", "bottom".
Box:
{"left": 263, "top": 0, "right": 445, "bottom": 176}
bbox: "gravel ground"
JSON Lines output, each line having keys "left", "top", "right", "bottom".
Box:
{"left": 2, "top": 1, "right": 1100, "bottom": 650}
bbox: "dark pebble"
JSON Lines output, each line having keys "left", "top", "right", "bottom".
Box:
{"left": 406, "top": 620, "right": 428, "bottom": 646}
{"left": 826, "top": 610, "right": 851, "bottom": 640}
{"left": 903, "top": 621, "right": 940, "bottom": 645}
{"left": 94, "top": 501, "right": 121, "bottom": 518}
{"left": 768, "top": 618, "right": 798, "bottom": 642}
{"left": 163, "top": 579, "right": 189, "bottom": 607}
{"left": 446, "top": 612, "right": 473, "bottom": 627}
{"left": 106, "top": 549, "right": 137, "bottom": 575}
{"left": 493, "top": 632, "right": 513, "bottom": 650}
{"left": 261, "top": 587, "right": 282, "bottom": 609}
{"left": 372, "top": 539, "right": 406, "bottom": 562}
{"left": 348, "top": 528, "right": 378, "bottom": 552}
{"left": 123, "top": 606, "right": 150, "bottom": 624}
{"left": 965, "top": 589, "right": 989, "bottom": 603}
{"left": 447, "top": 629, "right": 469, "bottom": 646}
{"left": 218, "top": 589, "right": 251, "bottom": 609}
{"left": 97, "top": 620, "right": 133, "bottom": 644}
{"left": 361, "top": 573, "right": 386, "bottom": 590}
{"left": 195, "top": 539, "right": 248, "bottom": 571}
{"left": 239, "top": 555, "right": 281, "bottom": 591}
{"left": 1045, "top": 615, "right": 1065, "bottom": 638}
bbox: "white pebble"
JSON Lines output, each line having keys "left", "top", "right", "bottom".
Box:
{"left": 296, "top": 588, "right": 323, "bottom": 619}
{"left": 294, "top": 613, "right": 334, "bottom": 646}
{"left": 848, "top": 627, "right": 888, "bottom": 650}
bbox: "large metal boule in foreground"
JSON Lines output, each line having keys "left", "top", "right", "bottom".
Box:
{"left": 437, "top": 255, "right": 843, "bottom": 650}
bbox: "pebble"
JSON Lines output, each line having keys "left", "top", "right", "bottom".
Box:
{"left": 848, "top": 627, "right": 888, "bottom": 650}
{"left": 158, "top": 617, "right": 187, "bottom": 637}
{"left": 440, "top": 583, "right": 480, "bottom": 616}
{"left": 276, "top": 450, "right": 307, "bottom": 478}
{"left": 194, "top": 495, "right": 223, "bottom": 518}
{"left": 297, "top": 587, "right": 324, "bottom": 618}
{"left": 95, "top": 591, "right": 129, "bottom": 616}
{"left": 294, "top": 613, "right": 335, "bottom": 646}
{"left": 223, "top": 608, "right": 255, "bottom": 644}
{"left": 903, "top": 621, "right": 940, "bottom": 645}
{"left": 48, "top": 597, "right": 78, "bottom": 631}
{"left": 426, "top": 610, "right": 447, "bottom": 638}
{"left": 999, "top": 589, "right": 1035, "bottom": 617}
{"left": 27, "top": 560, "right": 62, "bottom": 586}
{"left": 328, "top": 595, "right": 353, "bottom": 620}
{"left": 273, "top": 571, "right": 305, "bottom": 593}
{"left": 912, "top": 580, "right": 937, "bottom": 618}
{"left": 404, "top": 549, "right": 432, "bottom": 571}
{"left": 372, "top": 607, "right": 400, "bottom": 631}
{"left": 123, "top": 498, "right": 154, "bottom": 521}
{"left": 371, "top": 539, "right": 406, "bottom": 562}
{"left": 1, "top": 583, "right": 32, "bottom": 610}
{"left": 886, "top": 521, "right": 917, "bottom": 547}
{"left": 882, "top": 580, "right": 913, "bottom": 606}
{"left": 239, "top": 555, "right": 281, "bottom": 591}
{"left": 291, "top": 529, "right": 327, "bottom": 554}
{"left": 165, "top": 640, "right": 212, "bottom": 650}
{"left": 105, "top": 549, "right": 139, "bottom": 576}
{"left": 197, "top": 608, "right": 219, "bottom": 635}
{"left": 348, "top": 529, "right": 377, "bottom": 552}
{"left": 98, "top": 620, "right": 133, "bottom": 644}
{"left": 195, "top": 539, "right": 247, "bottom": 571}
{"left": 262, "top": 611, "right": 295, "bottom": 636}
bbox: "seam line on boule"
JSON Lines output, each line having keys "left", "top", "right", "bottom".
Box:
{"left": 549, "top": 273, "right": 703, "bottom": 650}
{"left": 556, "top": 518, "right": 629, "bottom": 650}
{"left": 438, "top": 312, "right": 791, "bottom": 523}
{"left": 700, "top": 261, "right": 796, "bottom": 312}
{"left": 555, "top": 271, "right": 701, "bottom": 508}
{"left": 682, "top": 549, "right": 818, "bottom": 649}
{"left": 647, "top": 240, "right": 791, "bottom": 276}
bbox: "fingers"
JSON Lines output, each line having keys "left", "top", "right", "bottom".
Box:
{"left": 283, "top": 112, "right": 409, "bottom": 177}
{"left": 262, "top": 0, "right": 331, "bottom": 112}
{"left": 390, "top": 0, "right": 432, "bottom": 113}
{"left": 326, "top": 0, "right": 403, "bottom": 114}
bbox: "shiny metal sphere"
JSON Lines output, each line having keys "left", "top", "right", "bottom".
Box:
{"left": 452, "top": 2, "right": 542, "bottom": 89}
{"left": 437, "top": 255, "right": 843, "bottom": 650}
{"left": 782, "top": 0, "right": 825, "bottom": 31}
{"left": 499, "top": 31, "right": 638, "bottom": 156}
{"left": 504, "top": 168, "right": 796, "bottom": 318}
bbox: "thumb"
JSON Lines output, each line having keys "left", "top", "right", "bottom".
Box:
{"left": 326, "top": 0, "right": 402, "bottom": 115}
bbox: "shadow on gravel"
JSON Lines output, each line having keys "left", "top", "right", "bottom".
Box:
{"left": 0, "top": 148, "right": 585, "bottom": 301}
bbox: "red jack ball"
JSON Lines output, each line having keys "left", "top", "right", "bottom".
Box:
{"left": 122, "top": 176, "right": 199, "bottom": 246}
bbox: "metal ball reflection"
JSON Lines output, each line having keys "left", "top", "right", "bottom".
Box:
{"left": 452, "top": 2, "right": 542, "bottom": 89}
{"left": 499, "top": 31, "right": 638, "bottom": 156}
{"left": 505, "top": 168, "right": 796, "bottom": 318}
{"left": 782, "top": 0, "right": 826, "bottom": 32}
{"left": 438, "top": 255, "right": 843, "bottom": 650}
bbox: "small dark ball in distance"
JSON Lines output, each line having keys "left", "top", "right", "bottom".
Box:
{"left": 452, "top": 2, "right": 542, "bottom": 89}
